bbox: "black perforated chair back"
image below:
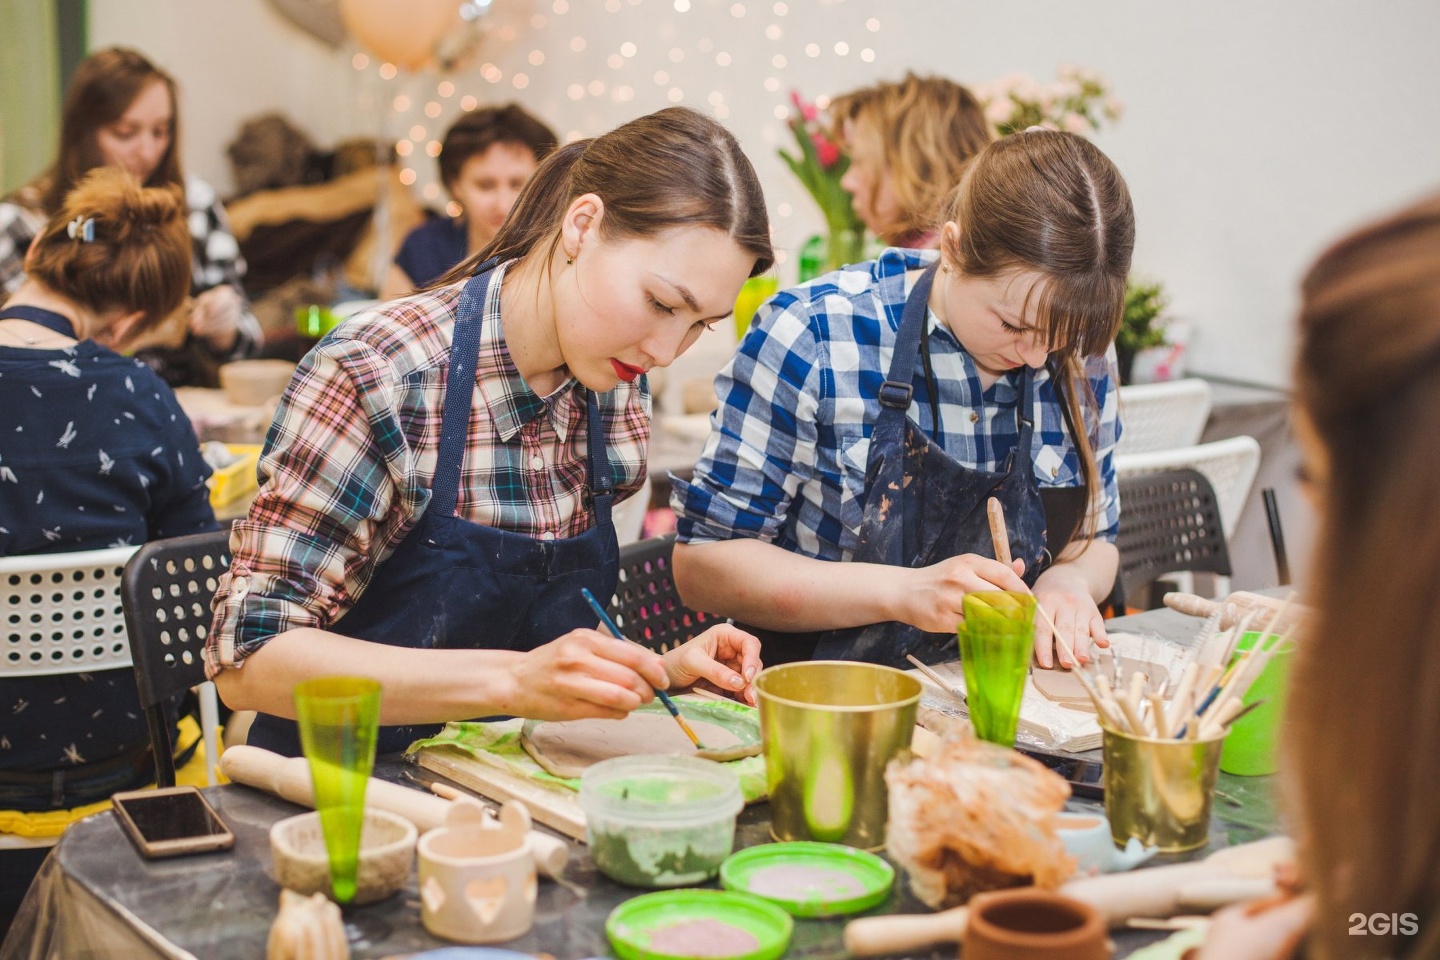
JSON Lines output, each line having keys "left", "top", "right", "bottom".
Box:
{"left": 1114, "top": 468, "right": 1232, "bottom": 610}
{"left": 607, "top": 534, "right": 716, "bottom": 652}
{"left": 121, "top": 529, "right": 231, "bottom": 786}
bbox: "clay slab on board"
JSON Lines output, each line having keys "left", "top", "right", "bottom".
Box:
{"left": 1032, "top": 648, "right": 1172, "bottom": 712}
{"left": 521, "top": 712, "right": 758, "bottom": 778}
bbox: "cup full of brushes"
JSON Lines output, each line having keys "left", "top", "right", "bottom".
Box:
{"left": 1073, "top": 597, "right": 1298, "bottom": 851}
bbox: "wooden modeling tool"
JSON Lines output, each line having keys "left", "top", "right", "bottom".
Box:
{"left": 906, "top": 654, "right": 968, "bottom": 708}
{"left": 581, "top": 587, "right": 705, "bottom": 750}
{"left": 985, "top": 497, "right": 1076, "bottom": 667}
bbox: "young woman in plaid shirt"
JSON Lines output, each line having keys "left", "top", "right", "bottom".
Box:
{"left": 673, "top": 131, "right": 1134, "bottom": 672}
{"left": 205, "top": 108, "right": 774, "bottom": 756}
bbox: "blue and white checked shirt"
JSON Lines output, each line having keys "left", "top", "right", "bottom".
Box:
{"left": 672, "top": 248, "right": 1121, "bottom": 562}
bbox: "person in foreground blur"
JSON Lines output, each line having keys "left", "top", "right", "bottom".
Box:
{"left": 380, "top": 103, "right": 557, "bottom": 299}
{"left": 829, "top": 72, "right": 991, "bottom": 248}
{"left": 0, "top": 46, "right": 261, "bottom": 388}
{"left": 1193, "top": 194, "right": 1440, "bottom": 960}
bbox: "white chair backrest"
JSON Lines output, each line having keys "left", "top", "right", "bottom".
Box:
{"left": 0, "top": 545, "right": 140, "bottom": 678}
{"left": 612, "top": 475, "right": 652, "bottom": 548}
{"left": 1117, "top": 379, "right": 1213, "bottom": 455}
{"left": 1115, "top": 436, "right": 1261, "bottom": 538}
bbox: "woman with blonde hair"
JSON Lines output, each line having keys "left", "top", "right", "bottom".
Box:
{"left": 673, "top": 129, "right": 1131, "bottom": 670}
{"left": 829, "top": 72, "right": 991, "bottom": 248}
{"left": 1194, "top": 195, "right": 1440, "bottom": 960}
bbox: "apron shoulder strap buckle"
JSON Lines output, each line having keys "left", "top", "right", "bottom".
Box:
{"left": 878, "top": 380, "right": 913, "bottom": 410}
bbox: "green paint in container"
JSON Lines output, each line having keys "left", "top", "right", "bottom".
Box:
{"left": 580, "top": 754, "right": 743, "bottom": 887}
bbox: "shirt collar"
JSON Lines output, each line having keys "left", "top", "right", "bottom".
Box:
{"left": 472, "top": 259, "right": 582, "bottom": 441}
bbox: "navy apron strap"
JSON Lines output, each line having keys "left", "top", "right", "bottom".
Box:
{"left": 877, "top": 262, "right": 940, "bottom": 419}
{"left": 584, "top": 390, "right": 614, "bottom": 529}
{"left": 429, "top": 261, "right": 499, "bottom": 518}
{"left": 0, "top": 305, "right": 78, "bottom": 339}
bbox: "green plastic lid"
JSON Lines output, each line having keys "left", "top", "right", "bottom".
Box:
{"left": 719, "top": 841, "right": 894, "bottom": 917}
{"left": 606, "top": 889, "right": 793, "bottom": 960}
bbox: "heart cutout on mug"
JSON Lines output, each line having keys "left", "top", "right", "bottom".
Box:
{"left": 464, "top": 876, "right": 509, "bottom": 926}
{"left": 421, "top": 875, "right": 447, "bottom": 915}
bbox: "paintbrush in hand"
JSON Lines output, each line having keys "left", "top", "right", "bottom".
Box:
{"left": 580, "top": 587, "right": 706, "bottom": 750}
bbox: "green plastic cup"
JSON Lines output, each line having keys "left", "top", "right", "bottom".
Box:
{"left": 733, "top": 275, "right": 779, "bottom": 341}
{"left": 1219, "top": 631, "right": 1293, "bottom": 776}
{"left": 959, "top": 591, "right": 1036, "bottom": 746}
{"left": 293, "top": 676, "right": 381, "bottom": 904}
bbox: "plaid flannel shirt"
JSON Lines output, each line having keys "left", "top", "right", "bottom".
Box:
{"left": 205, "top": 260, "right": 650, "bottom": 674}
{"left": 672, "top": 247, "right": 1121, "bottom": 562}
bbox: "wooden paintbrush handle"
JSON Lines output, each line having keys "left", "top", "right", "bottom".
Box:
{"left": 987, "top": 497, "right": 1011, "bottom": 565}
{"left": 844, "top": 906, "right": 969, "bottom": 956}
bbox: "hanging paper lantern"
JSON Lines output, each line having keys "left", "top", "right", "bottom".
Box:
{"left": 338, "top": 0, "right": 460, "bottom": 71}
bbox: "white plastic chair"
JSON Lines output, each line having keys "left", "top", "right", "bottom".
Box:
{"left": 0, "top": 545, "right": 220, "bottom": 789}
{"left": 1116, "top": 435, "right": 1262, "bottom": 540}
{"left": 612, "top": 475, "right": 653, "bottom": 548}
{"left": 1116, "top": 379, "right": 1213, "bottom": 455}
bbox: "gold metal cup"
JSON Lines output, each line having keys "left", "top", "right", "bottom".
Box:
{"left": 755, "top": 660, "right": 921, "bottom": 851}
{"left": 1102, "top": 725, "right": 1225, "bottom": 853}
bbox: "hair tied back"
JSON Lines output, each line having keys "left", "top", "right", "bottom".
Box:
{"left": 66, "top": 215, "right": 97, "bottom": 243}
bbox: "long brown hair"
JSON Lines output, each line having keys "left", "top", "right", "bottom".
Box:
{"left": 940, "top": 130, "right": 1134, "bottom": 543}
{"left": 830, "top": 73, "right": 991, "bottom": 244}
{"left": 437, "top": 106, "right": 773, "bottom": 285}
{"left": 36, "top": 47, "right": 183, "bottom": 215}
{"left": 1289, "top": 193, "right": 1440, "bottom": 960}
{"left": 26, "top": 168, "right": 190, "bottom": 330}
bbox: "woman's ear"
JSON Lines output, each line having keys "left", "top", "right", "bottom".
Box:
{"left": 98, "top": 309, "right": 147, "bottom": 350}
{"left": 22, "top": 234, "right": 42, "bottom": 270}
{"left": 560, "top": 193, "right": 605, "bottom": 261}
{"left": 940, "top": 220, "right": 962, "bottom": 258}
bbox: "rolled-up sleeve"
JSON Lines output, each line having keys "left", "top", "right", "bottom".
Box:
{"left": 672, "top": 291, "right": 824, "bottom": 545}
{"left": 204, "top": 338, "right": 431, "bottom": 675}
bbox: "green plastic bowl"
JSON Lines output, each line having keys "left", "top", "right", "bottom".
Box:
{"left": 606, "top": 889, "right": 793, "bottom": 960}
{"left": 719, "top": 841, "right": 894, "bottom": 917}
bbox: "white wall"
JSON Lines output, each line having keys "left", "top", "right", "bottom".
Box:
{"left": 92, "top": 0, "right": 1440, "bottom": 386}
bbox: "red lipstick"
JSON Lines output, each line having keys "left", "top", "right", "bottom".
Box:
{"left": 611, "top": 359, "right": 644, "bottom": 382}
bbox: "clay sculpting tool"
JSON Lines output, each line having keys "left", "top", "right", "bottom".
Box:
{"left": 986, "top": 496, "right": 1078, "bottom": 667}
{"left": 580, "top": 586, "right": 706, "bottom": 750}
{"left": 905, "top": 654, "right": 968, "bottom": 708}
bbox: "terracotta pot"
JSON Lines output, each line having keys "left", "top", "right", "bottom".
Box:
{"left": 962, "top": 888, "right": 1110, "bottom": 960}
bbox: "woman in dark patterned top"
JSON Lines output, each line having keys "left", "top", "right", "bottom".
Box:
{"left": 0, "top": 167, "right": 216, "bottom": 804}
{"left": 0, "top": 47, "right": 262, "bottom": 388}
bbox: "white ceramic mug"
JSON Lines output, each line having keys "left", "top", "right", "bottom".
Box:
{"left": 418, "top": 798, "right": 537, "bottom": 944}
{"left": 1054, "top": 811, "right": 1154, "bottom": 875}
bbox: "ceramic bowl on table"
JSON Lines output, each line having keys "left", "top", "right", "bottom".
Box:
{"left": 269, "top": 808, "right": 417, "bottom": 905}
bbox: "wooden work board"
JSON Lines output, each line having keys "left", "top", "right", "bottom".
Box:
{"left": 417, "top": 746, "right": 588, "bottom": 841}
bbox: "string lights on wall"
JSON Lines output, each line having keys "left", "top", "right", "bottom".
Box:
{"left": 349, "top": 0, "right": 886, "bottom": 267}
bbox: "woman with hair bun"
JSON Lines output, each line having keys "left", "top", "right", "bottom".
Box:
{"left": 0, "top": 166, "right": 217, "bottom": 808}
{"left": 0, "top": 46, "right": 262, "bottom": 387}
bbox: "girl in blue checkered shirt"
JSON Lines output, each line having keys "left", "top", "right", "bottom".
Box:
{"left": 673, "top": 130, "right": 1133, "bottom": 671}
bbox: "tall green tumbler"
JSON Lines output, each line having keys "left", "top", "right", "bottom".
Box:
{"left": 293, "top": 676, "right": 381, "bottom": 904}
{"left": 958, "top": 591, "right": 1036, "bottom": 746}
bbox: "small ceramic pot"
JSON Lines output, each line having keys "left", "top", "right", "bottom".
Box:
{"left": 418, "top": 798, "right": 536, "bottom": 944}
{"left": 963, "top": 887, "right": 1111, "bottom": 960}
{"left": 1053, "top": 813, "right": 1155, "bottom": 875}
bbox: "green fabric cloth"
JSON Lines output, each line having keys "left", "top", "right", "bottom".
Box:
{"left": 0, "top": 1, "right": 60, "bottom": 192}
{"left": 408, "top": 697, "right": 770, "bottom": 803}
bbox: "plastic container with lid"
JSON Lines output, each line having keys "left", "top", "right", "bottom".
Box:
{"left": 579, "top": 754, "right": 743, "bottom": 888}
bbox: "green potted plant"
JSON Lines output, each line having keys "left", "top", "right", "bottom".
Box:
{"left": 778, "top": 91, "right": 866, "bottom": 281}
{"left": 1117, "top": 278, "right": 1169, "bottom": 384}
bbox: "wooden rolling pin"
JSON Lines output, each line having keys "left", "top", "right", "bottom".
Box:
{"left": 1163, "top": 591, "right": 1308, "bottom": 632}
{"left": 220, "top": 745, "right": 568, "bottom": 879}
{"left": 844, "top": 837, "right": 1292, "bottom": 955}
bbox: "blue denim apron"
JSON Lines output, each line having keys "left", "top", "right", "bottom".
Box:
{"left": 247, "top": 263, "right": 619, "bottom": 756}
{"left": 754, "top": 264, "right": 1054, "bottom": 668}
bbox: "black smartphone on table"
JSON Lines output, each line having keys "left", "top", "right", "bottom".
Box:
{"left": 112, "top": 786, "right": 236, "bottom": 859}
{"left": 1015, "top": 747, "right": 1105, "bottom": 801}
